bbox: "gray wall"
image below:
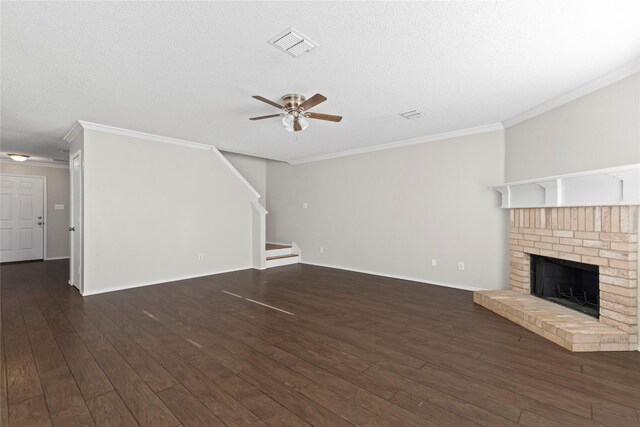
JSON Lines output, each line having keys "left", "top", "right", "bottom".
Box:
{"left": 80, "top": 129, "right": 258, "bottom": 295}
{"left": 505, "top": 73, "right": 640, "bottom": 181}
{"left": 0, "top": 161, "right": 70, "bottom": 259}
{"left": 267, "top": 130, "right": 508, "bottom": 290}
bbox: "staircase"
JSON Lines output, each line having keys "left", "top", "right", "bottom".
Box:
{"left": 265, "top": 243, "right": 299, "bottom": 268}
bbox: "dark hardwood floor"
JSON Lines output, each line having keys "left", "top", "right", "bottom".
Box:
{"left": 2, "top": 260, "right": 639, "bottom": 427}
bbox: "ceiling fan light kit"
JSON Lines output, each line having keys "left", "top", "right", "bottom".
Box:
{"left": 283, "top": 113, "right": 309, "bottom": 132}
{"left": 250, "top": 93, "right": 342, "bottom": 132}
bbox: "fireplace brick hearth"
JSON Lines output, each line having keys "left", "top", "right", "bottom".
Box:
{"left": 475, "top": 205, "right": 639, "bottom": 351}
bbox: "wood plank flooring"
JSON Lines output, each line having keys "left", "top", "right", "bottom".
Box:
{"left": 1, "top": 260, "right": 639, "bottom": 426}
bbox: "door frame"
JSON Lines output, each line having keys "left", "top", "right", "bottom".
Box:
{"left": 69, "top": 150, "right": 83, "bottom": 292}
{"left": 0, "top": 173, "right": 47, "bottom": 261}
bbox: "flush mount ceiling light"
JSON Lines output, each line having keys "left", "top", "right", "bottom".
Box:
{"left": 249, "top": 93, "right": 342, "bottom": 132}
{"left": 8, "top": 153, "right": 29, "bottom": 162}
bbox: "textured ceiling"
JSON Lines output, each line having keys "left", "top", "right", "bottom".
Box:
{"left": 2, "top": 1, "right": 639, "bottom": 163}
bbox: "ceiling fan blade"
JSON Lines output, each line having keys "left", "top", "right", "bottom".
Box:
{"left": 249, "top": 114, "right": 282, "bottom": 121}
{"left": 305, "top": 112, "right": 343, "bottom": 122}
{"left": 298, "top": 93, "right": 327, "bottom": 111}
{"left": 293, "top": 117, "right": 302, "bottom": 131}
{"left": 252, "top": 95, "right": 285, "bottom": 109}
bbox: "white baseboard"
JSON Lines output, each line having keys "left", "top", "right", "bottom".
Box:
{"left": 46, "top": 256, "right": 70, "bottom": 261}
{"left": 80, "top": 265, "right": 253, "bottom": 296}
{"left": 300, "top": 261, "right": 491, "bottom": 292}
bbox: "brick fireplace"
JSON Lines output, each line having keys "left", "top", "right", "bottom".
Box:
{"left": 475, "top": 205, "right": 639, "bottom": 351}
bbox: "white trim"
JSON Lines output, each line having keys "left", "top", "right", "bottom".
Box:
{"left": 80, "top": 265, "right": 252, "bottom": 296}
{"left": 251, "top": 200, "right": 268, "bottom": 215}
{"left": 265, "top": 246, "right": 292, "bottom": 258}
{"left": 63, "top": 121, "right": 83, "bottom": 143}
{"left": 300, "top": 261, "right": 490, "bottom": 292}
{"left": 288, "top": 123, "right": 504, "bottom": 165}
{"left": 502, "top": 59, "right": 640, "bottom": 128}
{"left": 64, "top": 121, "right": 260, "bottom": 199}
{"left": 493, "top": 163, "right": 640, "bottom": 187}
{"left": 46, "top": 256, "right": 69, "bottom": 261}
{"left": 491, "top": 163, "right": 640, "bottom": 208}
{"left": 69, "top": 150, "right": 83, "bottom": 293}
{"left": 265, "top": 254, "right": 300, "bottom": 268}
{"left": 214, "top": 149, "right": 261, "bottom": 199}
{"left": 0, "top": 159, "right": 69, "bottom": 169}
{"left": 68, "top": 121, "right": 213, "bottom": 150}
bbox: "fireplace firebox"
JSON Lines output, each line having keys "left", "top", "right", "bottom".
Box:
{"left": 530, "top": 255, "right": 599, "bottom": 318}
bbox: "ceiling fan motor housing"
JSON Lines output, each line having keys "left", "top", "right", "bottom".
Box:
{"left": 282, "top": 94, "right": 307, "bottom": 111}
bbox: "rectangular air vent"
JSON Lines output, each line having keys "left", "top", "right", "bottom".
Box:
{"left": 400, "top": 110, "right": 425, "bottom": 120}
{"left": 269, "top": 27, "right": 318, "bottom": 58}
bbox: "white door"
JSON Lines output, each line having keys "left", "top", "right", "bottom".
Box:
{"left": 70, "top": 151, "right": 82, "bottom": 290}
{"left": 0, "top": 175, "right": 45, "bottom": 262}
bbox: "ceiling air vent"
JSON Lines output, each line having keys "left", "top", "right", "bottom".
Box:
{"left": 399, "top": 110, "right": 425, "bottom": 120}
{"left": 269, "top": 27, "right": 318, "bottom": 58}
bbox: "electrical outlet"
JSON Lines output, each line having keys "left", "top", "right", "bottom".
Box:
{"left": 458, "top": 262, "right": 465, "bottom": 271}
{"left": 320, "top": 247, "right": 324, "bottom": 254}
{"left": 431, "top": 258, "right": 437, "bottom": 267}
{"left": 303, "top": 202, "right": 308, "bottom": 209}
{"left": 198, "top": 253, "right": 204, "bottom": 262}
{"left": 54, "top": 204, "right": 64, "bottom": 210}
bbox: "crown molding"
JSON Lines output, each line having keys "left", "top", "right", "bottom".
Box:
{"left": 1, "top": 159, "right": 69, "bottom": 169}
{"left": 68, "top": 121, "right": 216, "bottom": 151}
{"left": 288, "top": 122, "right": 504, "bottom": 165}
{"left": 62, "top": 121, "right": 260, "bottom": 199}
{"left": 502, "top": 59, "right": 640, "bottom": 128}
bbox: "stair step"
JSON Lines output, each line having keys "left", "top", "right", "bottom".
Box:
{"left": 266, "top": 254, "right": 298, "bottom": 261}
{"left": 266, "top": 243, "right": 292, "bottom": 250}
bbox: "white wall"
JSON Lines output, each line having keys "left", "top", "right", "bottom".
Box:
{"left": 267, "top": 130, "right": 508, "bottom": 290}
{"left": 222, "top": 152, "right": 267, "bottom": 206}
{"left": 0, "top": 161, "right": 70, "bottom": 259}
{"left": 505, "top": 73, "right": 640, "bottom": 181}
{"left": 80, "top": 129, "right": 258, "bottom": 295}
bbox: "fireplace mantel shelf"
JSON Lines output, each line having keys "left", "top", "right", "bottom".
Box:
{"left": 491, "top": 164, "right": 640, "bottom": 209}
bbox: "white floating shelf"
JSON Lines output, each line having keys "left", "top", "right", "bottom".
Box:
{"left": 491, "top": 164, "right": 640, "bottom": 209}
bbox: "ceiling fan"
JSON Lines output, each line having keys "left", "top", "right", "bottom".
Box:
{"left": 249, "top": 93, "right": 342, "bottom": 132}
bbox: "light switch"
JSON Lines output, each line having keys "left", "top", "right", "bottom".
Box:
{"left": 54, "top": 204, "right": 64, "bottom": 210}
{"left": 303, "top": 202, "right": 308, "bottom": 209}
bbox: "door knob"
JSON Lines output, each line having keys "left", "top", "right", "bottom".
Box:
{"left": 69, "top": 227, "right": 75, "bottom": 231}
{"left": 37, "top": 221, "right": 44, "bottom": 225}
{"left": 37, "top": 216, "right": 43, "bottom": 219}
